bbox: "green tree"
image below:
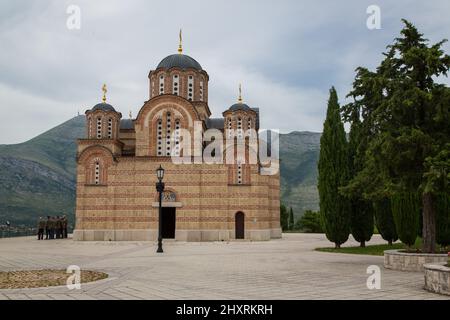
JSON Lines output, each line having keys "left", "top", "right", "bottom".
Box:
{"left": 288, "top": 207, "right": 294, "bottom": 230}
{"left": 346, "top": 117, "right": 374, "bottom": 247}
{"left": 296, "top": 210, "right": 323, "bottom": 233}
{"left": 391, "top": 192, "right": 420, "bottom": 248}
{"left": 436, "top": 193, "right": 450, "bottom": 247}
{"left": 373, "top": 198, "right": 398, "bottom": 245}
{"left": 280, "top": 204, "right": 288, "bottom": 231}
{"left": 318, "top": 87, "right": 350, "bottom": 248}
{"left": 342, "top": 20, "right": 450, "bottom": 253}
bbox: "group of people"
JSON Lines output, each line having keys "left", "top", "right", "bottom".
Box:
{"left": 37, "top": 216, "right": 68, "bottom": 240}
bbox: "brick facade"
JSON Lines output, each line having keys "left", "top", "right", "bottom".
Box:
{"left": 74, "top": 49, "right": 281, "bottom": 241}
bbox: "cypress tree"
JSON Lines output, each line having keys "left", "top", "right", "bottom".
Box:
{"left": 436, "top": 193, "right": 450, "bottom": 247}
{"left": 373, "top": 198, "right": 398, "bottom": 245}
{"left": 288, "top": 207, "right": 294, "bottom": 230}
{"left": 318, "top": 87, "right": 350, "bottom": 248}
{"left": 391, "top": 192, "right": 420, "bottom": 249}
{"left": 280, "top": 204, "right": 288, "bottom": 231}
{"left": 350, "top": 200, "right": 374, "bottom": 247}
{"left": 347, "top": 117, "right": 374, "bottom": 247}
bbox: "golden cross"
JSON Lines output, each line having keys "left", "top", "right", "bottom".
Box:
{"left": 102, "top": 84, "right": 107, "bottom": 103}
{"left": 178, "top": 29, "right": 183, "bottom": 54}
{"left": 238, "top": 84, "right": 243, "bottom": 103}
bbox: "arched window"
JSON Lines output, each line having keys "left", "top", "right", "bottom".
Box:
{"left": 96, "top": 117, "right": 102, "bottom": 139}
{"left": 237, "top": 117, "right": 243, "bottom": 139}
{"left": 174, "top": 119, "right": 181, "bottom": 156}
{"left": 88, "top": 117, "right": 92, "bottom": 138}
{"left": 159, "top": 75, "right": 165, "bottom": 95}
{"left": 199, "top": 81, "right": 204, "bottom": 101}
{"left": 157, "top": 119, "right": 163, "bottom": 156}
{"left": 166, "top": 112, "right": 172, "bottom": 156}
{"left": 237, "top": 161, "right": 243, "bottom": 185}
{"left": 172, "top": 74, "right": 179, "bottom": 96}
{"left": 188, "top": 75, "right": 194, "bottom": 101}
{"left": 107, "top": 118, "right": 113, "bottom": 139}
{"left": 94, "top": 161, "right": 100, "bottom": 185}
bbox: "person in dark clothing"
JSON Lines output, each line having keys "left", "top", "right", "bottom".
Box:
{"left": 37, "top": 217, "right": 45, "bottom": 240}
{"left": 55, "top": 216, "right": 60, "bottom": 239}
{"left": 62, "top": 215, "right": 68, "bottom": 238}
{"left": 45, "top": 216, "right": 51, "bottom": 240}
{"left": 49, "top": 217, "right": 56, "bottom": 239}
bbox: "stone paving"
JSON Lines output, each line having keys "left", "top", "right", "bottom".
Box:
{"left": 0, "top": 233, "right": 448, "bottom": 300}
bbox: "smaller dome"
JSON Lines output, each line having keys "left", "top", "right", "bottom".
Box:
{"left": 229, "top": 103, "right": 251, "bottom": 112}
{"left": 91, "top": 103, "right": 116, "bottom": 112}
{"left": 157, "top": 54, "right": 202, "bottom": 71}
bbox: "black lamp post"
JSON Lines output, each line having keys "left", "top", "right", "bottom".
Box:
{"left": 155, "top": 165, "right": 165, "bottom": 253}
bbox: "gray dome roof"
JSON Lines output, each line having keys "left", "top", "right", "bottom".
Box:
{"left": 157, "top": 54, "right": 202, "bottom": 70}
{"left": 91, "top": 103, "right": 116, "bottom": 112}
{"left": 229, "top": 103, "right": 251, "bottom": 112}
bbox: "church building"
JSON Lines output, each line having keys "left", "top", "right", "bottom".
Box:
{"left": 74, "top": 35, "right": 281, "bottom": 241}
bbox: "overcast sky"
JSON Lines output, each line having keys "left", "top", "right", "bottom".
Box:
{"left": 0, "top": 0, "right": 449, "bottom": 144}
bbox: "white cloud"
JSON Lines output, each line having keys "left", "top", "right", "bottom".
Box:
{"left": 0, "top": 0, "right": 449, "bottom": 143}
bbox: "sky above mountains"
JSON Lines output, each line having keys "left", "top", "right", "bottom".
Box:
{"left": 1, "top": 0, "right": 449, "bottom": 143}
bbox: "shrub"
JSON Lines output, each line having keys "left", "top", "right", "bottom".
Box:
{"left": 296, "top": 210, "right": 323, "bottom": 233}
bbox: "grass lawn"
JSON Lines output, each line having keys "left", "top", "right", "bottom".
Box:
{"left": 315, "top": 238, "right": 423, "bottom": 256}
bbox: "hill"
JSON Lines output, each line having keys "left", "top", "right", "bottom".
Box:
{"left": 279, "top": 131, "right": 321, "bottom": 218}
{"left": 0, "top": 116, "right": 320, "bottom": 226}
{"left": 0, "top": 116, "right": 85, "bottom": 227}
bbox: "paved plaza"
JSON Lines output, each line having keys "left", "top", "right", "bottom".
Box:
{"left": 0, "top": 233, "right": 448, "bottom": 300}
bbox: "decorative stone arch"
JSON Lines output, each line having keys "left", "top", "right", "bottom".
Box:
{"left": 77, "top": 145, "right": 116, "bottom": 185}
{"left": 136, "top": 95, "right": 199, "bottom": 128}
{"left": 152, "top": 187, "right": 182, "bottom": 208}
{"left": 135, "top": 95, "right": 201, "bottom": 157}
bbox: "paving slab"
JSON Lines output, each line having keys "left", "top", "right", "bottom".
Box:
{"left": 0, "top": 233, "right": 448, "bottom": 300}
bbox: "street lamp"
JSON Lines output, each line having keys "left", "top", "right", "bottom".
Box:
{"left": 155, "top": 165, "right": 165, "bottom": 253}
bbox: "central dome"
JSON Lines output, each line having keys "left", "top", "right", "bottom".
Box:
{"left": 156, "top": 54, "right": 202, "bottom": 71}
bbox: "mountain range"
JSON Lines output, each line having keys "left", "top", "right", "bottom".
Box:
{"left": 0, "top": 116, "right": 320, "bottom": 227}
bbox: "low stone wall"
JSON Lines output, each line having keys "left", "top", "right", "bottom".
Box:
{"left": 384, "top": 250, "right": 448, "bottom": 272}
{"left": 424, "top": 263, "right": 450, "bottom": 296}
{"left": 73, "top": 228, "right": 282, "bottom": 241}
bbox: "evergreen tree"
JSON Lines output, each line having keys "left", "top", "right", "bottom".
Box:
{"left": 341, "top": 20, "right": 450, "bottom": 253}
{"left": 318, "top": 87, "right": 350, "bottom": 248}
{"left": 296, "top": 210, "right": 323, "bottom": 233}
{"left": 280, "top": 204, "right": 288, "bottom": 231}
{"left": 373, "top": 198, "right": 398, "bottom": 245}
{"left": 347, "top": 117, "right": 374, "bottom": 247}
{"left": 436, "top": 193, "right": 450, "bottom": 247}
{"left": 288, "top": 207, "right": 294, "bottom": 230}
{"left": 391, "top": 192, "right": 420, "bottom": 248}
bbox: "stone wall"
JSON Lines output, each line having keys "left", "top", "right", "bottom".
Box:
{"left": 384, "top": 250, "right": 448, "bottom": 272}
{"left": 424, "top": 263, "right": 450, "bottom": 296}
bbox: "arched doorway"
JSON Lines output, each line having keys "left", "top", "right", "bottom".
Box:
{"left": 235, "top": 212, "right": 245, "bottom": 239}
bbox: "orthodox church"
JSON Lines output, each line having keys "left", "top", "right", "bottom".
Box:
{"left": 74, "top": 34, "right": 281, "bottom": 241}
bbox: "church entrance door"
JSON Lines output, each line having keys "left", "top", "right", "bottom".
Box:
{"left": 162, "top": 207, "right": 176, "bottom": 239}
{"left": 235, "top": 212, "right": 245, "bottom": 239}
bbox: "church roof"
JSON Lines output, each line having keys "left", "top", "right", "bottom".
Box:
{"left": 156, "top": 54, "right": 202, "bottom": 71}
{"left": 205, "top": 118, "right": 224, "bottom": 130}
{"left": 91, "top": 103, "right": 116, "bottom": 112}
{"left": 120, "top": 119, "right": 134, "bottom": 130}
